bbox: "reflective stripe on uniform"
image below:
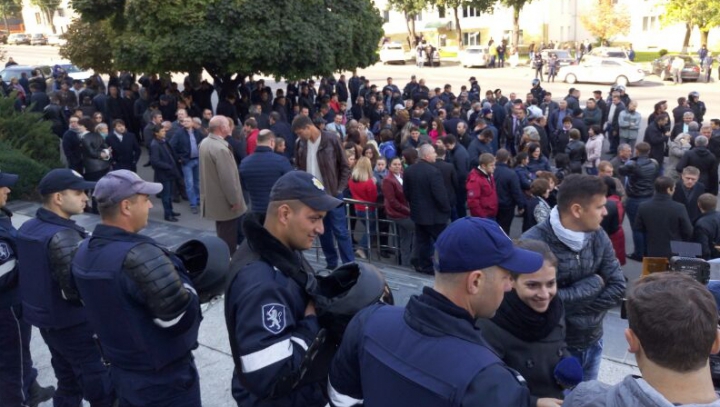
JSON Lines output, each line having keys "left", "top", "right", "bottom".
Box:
{"left": 0, "top": 259, "right": 16, "bottom": 278}
{"left": 290, "top": 336, "right": 308, "bottom": 351}
{"left": 240, "top": 339, "right": 293, "bottom": 373}
{"left": 328, "top": 381, "right": 363, "bottom": 407}
{"left": 153, "top": 311, "right": 186, "bottom": 328}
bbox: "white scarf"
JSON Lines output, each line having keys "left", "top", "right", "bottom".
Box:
{"left": 549, "top": 207, "right": 587, "bottom": 252}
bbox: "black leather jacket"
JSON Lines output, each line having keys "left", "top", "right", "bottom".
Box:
{"left": 618, "top": 155, "right": 659, "bottom": 198}
{"left": 81, "top": 132, "right": 111, "bottom": 174}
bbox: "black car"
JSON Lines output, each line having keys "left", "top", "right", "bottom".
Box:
{"left": 651, "top": 55, "right": 701, "bottom": 81}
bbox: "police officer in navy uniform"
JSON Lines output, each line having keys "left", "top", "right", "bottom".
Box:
{"left": 71, "top": 170, "right": 203, "bottom": 407}
{"left": 0, "top": 170, "right": 56, "bottom": 407}
{"left": 17, "top": 169, "right": 116, "bottom": 406}
{"left": 225, "top": 171, "right": 343, "bottom": 407}
{"left": 328, "top": 217, "right": 564, "bottom": 407}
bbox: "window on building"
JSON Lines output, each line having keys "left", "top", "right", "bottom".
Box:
{"left": 438, "top": 6, "right": 445, "bottom": 18}
{"left": 383, "top": 10, "right": 389, "bottom": 23}
{"left": 57, "top": 8, "right": 65, "bottom": 17}
{"left": 35, "top": 12, "right": 41, "bottom": 24}
{"left": 463, "top": 32, "right": 480, "bottom": 46}
{"left": 463, "top": 7, "right": 479, "bottom": 18}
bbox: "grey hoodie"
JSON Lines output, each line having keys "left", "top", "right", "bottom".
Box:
{"left": 564, "top": 376, "right": 720, "bottom": 407}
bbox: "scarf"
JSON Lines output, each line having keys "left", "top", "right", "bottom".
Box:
{"left": 490, "top": 289, "right": 563, "bottom": 342}
{"left": 549, "top": 206, "right": 587, "bottom": 252}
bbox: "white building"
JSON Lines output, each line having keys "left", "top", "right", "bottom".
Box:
{"left": 21, "top": 0, "right": 77, "bottom": 35}
{"left": 374, "top": 0, "right": 720, "bottom": 52}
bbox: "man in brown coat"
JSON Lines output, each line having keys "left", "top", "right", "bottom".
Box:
{"left": 199, "top": 115, "right": 246, "bottom": 254}
{"left": 292, "top": 115, "right": 354, "bottom": 268}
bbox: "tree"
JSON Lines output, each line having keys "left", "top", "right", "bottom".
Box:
{"left": 500, "top": 0, "right": 535, "bottom": 48}
{"left": 386, "top": 0, "right": 428, "bottom": 49}
{"left": 580, "top": 0, "right": 631, "bottom": 44}
{"left": 661, "top": 0, "right": 720, "bottom": 52}
{"left": 432, "top": 0, "right": 493, "bottom": 50}
{"left": 59, "top": 19, "right": 116, "bottom": 74}
{"left": 0, "top": 0, "right": 20, "bottom": 34}
{"left": 70, "top": 0, "right": 384, "bottom": 95}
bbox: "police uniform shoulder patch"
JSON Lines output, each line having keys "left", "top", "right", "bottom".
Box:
{"left": 0, "top": 242, "right": 12, "bottom": 262}
{"left": 262, "top": 303, "right": 286, "bottom": 334}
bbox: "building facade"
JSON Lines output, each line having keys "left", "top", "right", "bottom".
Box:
{"left": 21, "top": 0, "right": 77, "bottom": 35}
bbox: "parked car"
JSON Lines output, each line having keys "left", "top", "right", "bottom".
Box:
{"left": 581, "top": 47, "right": 630, "bottom": 63}
{"left": 29, "top": 33, "right": 48, "bottom": 46}
{"left": 561, "top": 59, "right": 645, "bottom": 86}
{"left": 423, "top": 47, "right": 441, "bottom": 67}
{"left": 540, "top": 49, "right": 574, "bottom": 73}
{"left": 379, "top": 42, "right": 406, "bottom": 64}
{"left": 47, "top": 34, "right": 67, "bottom": 47}
{"left": 651, "top": 55, "right": 701, "bottom": 82}
{"left": 53, "top": 62, "right": 93, "bottom": 82}
{"left": 459, "top": 46, "right": 491, "bottom": 68}
{"left": 7, "top": 33, "right": 30, "bottom": 45}
{"left": 0, "top": 64, "right": 52, "bottom": 86}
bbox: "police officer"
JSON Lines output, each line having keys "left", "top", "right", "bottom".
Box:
{"left": 0, "top": 170, "right": 55, "bottom": 407}
{"left": 328, "top": 217, "right": 564, "bottom": 407}
{"left": 17, "top": 169, "right": 116, "bottom": 406}
{"left": 71, "top": 170, "right": 203, "bottom": 407}
{"left": 226, "top": 171, "right": 343, "bottom": 407}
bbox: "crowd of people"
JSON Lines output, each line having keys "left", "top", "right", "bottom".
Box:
{"left": 3, "top": 53, "right": 720, "bottom": 407}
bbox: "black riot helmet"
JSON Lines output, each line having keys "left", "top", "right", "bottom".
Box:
{"left": 312, "top": 262, "right": 394, "bottom": 341}
{"left": 174, "top": 236, "right": 230, "bottom": 303}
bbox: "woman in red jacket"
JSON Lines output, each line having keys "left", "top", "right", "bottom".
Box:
{"left": 348, "top": 157, "right": 378, "bottom": 259}
{"left": 466, "top": 153, "right": 499, "bottom": 219}
{"left": 382, "top": 157, "right": 414, "bottom": 267}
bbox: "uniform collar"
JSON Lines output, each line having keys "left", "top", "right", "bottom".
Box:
{"left": 90, "top": 224, "right": 157, "bottom": 247}
{"left": 35, "top": 207, "right": 86, "bottom": 236}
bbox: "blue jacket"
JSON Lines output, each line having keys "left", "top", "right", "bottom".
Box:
{"left": 239, "top": 146, "right": 293, "bottom": 214}
{"left": 515, "top": 165, "right": 534, "bottom": 191}
{"left": 495, "top": 162, "right": 526, "bottom": 209}
{"left": 527, "top": 156, "right": 551, "bottom": 174}
{"left": 0, "top": 208, "right": 19, "bottom": 309}
{"left": 270, "top": 121, "right": 296, "bottom": 161}
{"left": 226, "top": 214, "right": 326, "bottom": 407}
{"left": 150, "top": 138, "right": 182, "bottom": 182}
{"left": 329, "top": 287, "right": 535, "bottom": 407}
{"left": 169, "top": 127, "right": 204, "bottom": 163}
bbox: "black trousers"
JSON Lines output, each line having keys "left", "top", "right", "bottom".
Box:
{"left": 412, "top": 223, "right": 447, "bottom": 273}
{"left": 497, "top": 206, "right": 516, "bottom": 235}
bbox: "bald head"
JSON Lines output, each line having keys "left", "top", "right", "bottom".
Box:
{"left": 209, "top": 115, "right": 229, "bottom": 135}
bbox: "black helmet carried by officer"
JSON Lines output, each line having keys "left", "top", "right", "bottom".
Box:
{"left": 531, "top": 78, "right": 540, "bottom": 86}
{"left": 689, "top": 91, "right": 700, "bottom": 100}
{"left": 313, "top": 262, "right": 394, "bottom": 341}
{"left": 175, "top": 235, "right": 230, "bottom": 303}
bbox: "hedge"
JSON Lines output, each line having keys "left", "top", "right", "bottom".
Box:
{"left": 0, "top": 142, "right": 50, "bottom": 201}
{"left": 0, "top": 93, "right": 62, "bottom": 169}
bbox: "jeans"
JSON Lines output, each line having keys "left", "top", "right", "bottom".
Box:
{"left": 181, "top": 158, "right": 200, "bottom": 208}
{"left": 160, "top": 180, "right": 174, "bottom": 217}
{"left": 319, "top": 194, "right": 355, "bottom": 268}
{"left": 356, "top": 209, "right": 377, "bottom": 251}
{"left": 389, "top": 217, "right": 415, "bottom": 267}
{"left": 625, "top": 196, "right": 651, "bottom": 257}
{"left": 40, "top": 322, "right": 115, "bottom": 407}
{"left": 568, "top": 339, "right": 603, "bottom": 381}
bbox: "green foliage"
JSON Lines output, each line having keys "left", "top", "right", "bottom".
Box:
{"left": 0, "top": 94, "right": 62, "bottom": 169}
{"left": 0, "top": 141, "right": 49, "bottom": 201}
{"left": 59, "top": 19, "right": 115, "bottom": 74}
{"left": 659, "top": 49, "right": 668, "bottom": 57}
{"left": 580, "top": 0, "right": 630, "bottom": 43}
{"left": 661, "top": 0, "right": 720, "bottom": 31}
{"left": 69, "top": 0, "right": 384, "bottom": 87}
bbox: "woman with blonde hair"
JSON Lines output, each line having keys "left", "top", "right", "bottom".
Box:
{"left": 348, "top": 157, "right": 378, "bottom": 259}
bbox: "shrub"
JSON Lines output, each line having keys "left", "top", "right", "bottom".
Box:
{"left": 0, "top": 93, "right": 62, "bottom": 169}
{"left": 659, "top": 49, "right": 668, "bottom": 57}
{"left": 0, "top": 142, "right": 50, "bottom": 201}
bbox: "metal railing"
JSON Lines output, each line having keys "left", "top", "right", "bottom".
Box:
{"left": 343, "top": 198, "right": 401, "bottom": 265}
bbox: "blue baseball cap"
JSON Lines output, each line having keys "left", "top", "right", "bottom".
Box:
{"left": 93, "top": 170, "right": 163, "bottom": 205}
{"left": 270, "top": 171, "right": 343, "bottom": 212}
{"left": 0, "top": 171, "right": 18, "bottom": 188}
{"left": 435, "top": 217, "right": 543, "bottom": 274}
{"left": 38, "top": 169, "right": 96, "bottom": 195}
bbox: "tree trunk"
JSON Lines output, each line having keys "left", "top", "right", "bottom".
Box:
{"left": 513, "top": 6, "right": 520, "bottom": 48}
{"left": 405, "top": 12, "right": 413, "bottom": 48}
{"left": 681, "top": 22, "right": 691, "bottom": 53}
{"left": 453, "top": 5, "right": 462, "bottom": 50}
{"left": 2, "top": 9, "right": 9, "bottom": 34}
{"left": 700, "top": 29, "right": 709, "bottom": 47}
{"left": 409, "top": 16, "right": 416, "bottom": 46}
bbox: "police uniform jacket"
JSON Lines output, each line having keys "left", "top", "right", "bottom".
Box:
{"left": 17, "top": 208, "right": 87, "bottom": 329}
{"left": 0, "top": 208, "right": 19, "bottom": 309}
{"left": 72, "top": 224, "right": 201, "bottom": 371}
{"left": 225, "top": 214, "right": 326, "bottom": 407}
{"left": 328, "top": 287, "right": 535, "bottom": 407}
